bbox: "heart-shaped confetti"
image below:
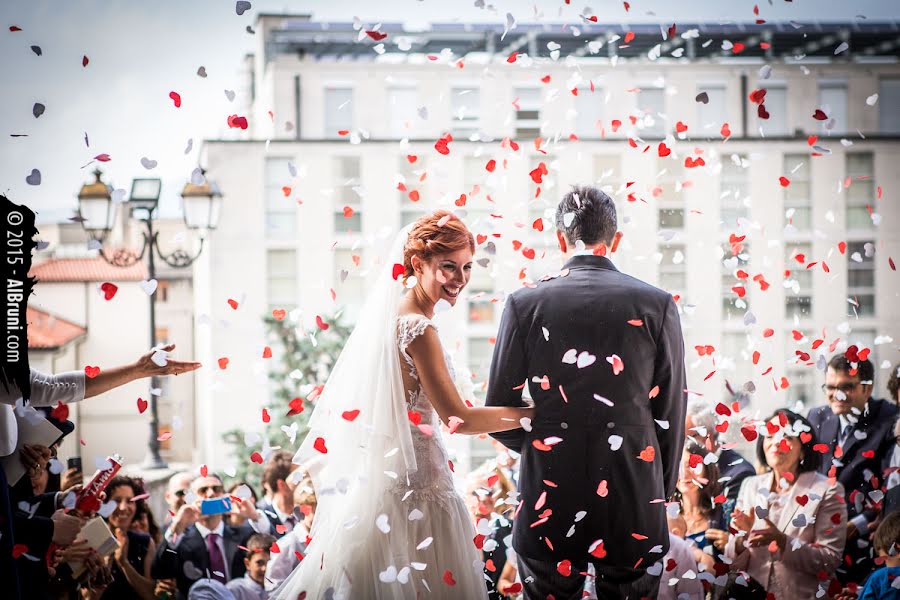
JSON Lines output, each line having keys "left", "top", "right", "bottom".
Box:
{"left": 235, "top": 1, "right": 251, "bottom": 16}
{"left": 84, "top": 366, "right": 101, "bottom": 378}
{"left": 140, "top": 279, "right": 158, "bottom": 295}
{"left": 100, "top": 282, "right": 118, "bottom": 300}
{"left": 26, "top": 169, "right": 41, "bottom": 186}
{"left": 141, "top": 157, "right": 158, "bottom": 170}
{"left": 313, "top": 437, "right": 328, "bottom": 453}
{"left": 137, "top": 397, "right": 148, "bottom": 414}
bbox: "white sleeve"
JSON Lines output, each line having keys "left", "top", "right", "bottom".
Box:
{"left": 3, "top": 369, "right": 87, "bottom": 407}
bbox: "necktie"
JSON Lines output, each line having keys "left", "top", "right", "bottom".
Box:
{"left": 206, "top": 532, "right": 227, "bottom": 583}
{"left": 839, "top": 424, "right": 852, "bottom": 447}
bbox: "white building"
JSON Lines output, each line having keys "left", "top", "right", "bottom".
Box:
{"left": 199, "top": 16, "right": 900, "bottom": 472}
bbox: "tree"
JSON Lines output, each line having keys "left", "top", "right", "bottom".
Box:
{"left": 221, "top": 310, "right": 353, "bottom": 491}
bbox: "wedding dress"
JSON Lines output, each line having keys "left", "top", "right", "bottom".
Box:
{"left": 271, "top": 227, "right": 488, "bottom": 600}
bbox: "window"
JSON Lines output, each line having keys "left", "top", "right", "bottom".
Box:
{"left": 786, "top": 365, "right": 816, "bottom": 407}
{"left": 696, "top": 85, "right": 727, "bottom": 133}
{"left": 324, "top": 87, "right": 353, "bottom": 138}
{"left": 388, "top": 87, "right": 418, "bottom": 138}
{"left": 783, "top": 154, "right": 811, "bottom": 230}
{"left": 721, "top": 243, "right": 750, "bottom": 317}
{"left": 156, "top": 280, "right": 170, "bottom": 303}
{"left": 785, "top": 243, "right": 813, "bottom": 320}
{"left": 514, "top": 88, "right": 542, "bottom": 139}
{"left": 879, "top": 78, "right": 900, "bottom": 134}
{"left": 637, "top": 87, "right": 665, "bottom": 137}
{"left": 720, "top": 155, "right": 750, "bottom": 229}
{"left": 265, "top": 158, "right": 296, "bottom": 238}
{"left": 847, "top": 241, "right": 875, "bottom": 317}
{"left": 333, "top": 156, "right": 362, "bottom": 233}
{"left": 468, "top": 337, "right": 495, "bottom": 387}
{"left": 463, "top": 157, "right": 493, "bottom": 233}
{"left": 658, "top": 245, "right": 686, "bottom": 295}
{"left": 267, "top": 249, "right": 297, "bottom": 309}
{"left": 398, "top": 156, "right": 428, "bottom": 226}
{"left": 451, "top": 87, "right": 481, "bottom": 139}
{"left": 334, "top": 249, "right": 366, "bottom": 323}
{"left": 818, "top": 80, "right": 848, "bottom": 136}
{"left": 574, "top": 86, "right": 603, "bottom": 137}
{"left": 721, "top": 331, "right": 754, "bottom": 386}
{"left": 846, "top": 153, "right": 874, "bottom": 230}
{"left": 757, "top": 85, "right": 788, "bottom": 136}
{"left": 467, "top": 289, "right": 496, "bottom": 324}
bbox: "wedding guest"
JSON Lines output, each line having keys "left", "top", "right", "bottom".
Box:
{"left": 187, "top": 579, "right": 235, "bottom": 599}
{"left": 887, "top": 363, "right": 899, "bottom": 405}
{"left": 725, "top": 409, "right": 847, "bottom": 600}
{"left": 164, "top": 471, "right": 194, "bottom": 528}
{"left": 884, "top": 420, "right": 900, "bottom": 517}
{"left": 685, "top": 397, "right": 755, "bottom": 505}
{"left": 807, "top": 354, "right": 898, "bottom": 584}
{"left": 151, "top": 473, "right": 271, "bottom": 599}
{"left": 658, "top": 530, "right": 704, "bottom": 600}
{"left": 467, "top": 462, "right": 517, "bottom": 599}
{"left": 225, "top": 482, "right": 259, "bottom": 529}
{"left": 673, "top": 443, "right": 724, "bottom": 572}
{"left": 131, "top": 496, "right": 162, "bottom": 545}
{"left": 227, "top": 533, "right": 274, "bottom": 600}
{"left": 257, "top": 451, "right": 298, "bottom": 535}
{"left": 859, "top": 511, "right": 900, "bottom": 599}
{"left": 264, "top": 473, "right": 316, "bottom": 592}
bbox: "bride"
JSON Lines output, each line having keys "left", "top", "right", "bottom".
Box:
{"left": 272, "top": 210, "right": 534, "bottom": 599}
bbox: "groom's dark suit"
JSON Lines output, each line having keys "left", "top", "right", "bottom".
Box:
{"left": 486, "top": 255, "right": 687, "bottom": 595}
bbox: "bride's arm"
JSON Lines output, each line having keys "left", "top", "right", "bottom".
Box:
{"left": 406, "top": 327, "right": 532, "bottom": 435}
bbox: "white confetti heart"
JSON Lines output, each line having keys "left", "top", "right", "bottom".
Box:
{"left": 416, "top": 537, "right": 433, "bottom": 550}
{"left": 608, "top": 435, "right": 623, "bottom": 451}
{"left": 866, "top": 93, "right": 879, "bottom": 106}
{"left": 408, "top": 509, "right": 424, "bottom": 521}
{"left": 562, "top": 349, "right": 578, "bottom": 364}
{"left": 577, "top": 351, "right": 596, "bottom": 369}
{"left": 151, "top": 349, "right": 168, "bottom": 367}
{"left": 646, "top": 562, "right": 663, "bottom": 577}
{"left": 541, "top": 327, "right": 549, "bottom": 341}
{"left": 520, "top": 417, "right": 532, "bottom": 432}
{"left": 574, "top": 511, "right": 587, "bottom": 522}
{"left": 397, "top": 566, "right": 410, "bottom": 584}
{"left": 140, "top": 279, "right": 158, "bottom": 295}
{"left": 98, "top": 500, "right": 117, "bottom": 518}
{"left": 375, "top": 513, "right": 391, "bottom": 533}
{"left": 378, "top": 565, "right": 397, "bottom": 583}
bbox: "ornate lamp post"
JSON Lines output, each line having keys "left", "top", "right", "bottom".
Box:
{"left": 77, "top": 168, "right": 222, "bottom": 469}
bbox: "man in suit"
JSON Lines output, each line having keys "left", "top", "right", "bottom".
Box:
{"left": 807, "top": 353, "right": 899, "bottom": 585}
{"left": 486, "top": 185, "right": 687, "bottom": 599}
{"left": 257, "top": 450, "right": 298, "bottom": 536}
{"left": 152, "top": 473, "right": 271, "bottom": 599}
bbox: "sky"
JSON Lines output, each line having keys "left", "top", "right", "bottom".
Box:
{"left": 1, "top": 0, "right": 898, "bottom": 224}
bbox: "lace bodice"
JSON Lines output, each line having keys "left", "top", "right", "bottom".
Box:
{"left": 395, "top": 314, "right": 456, "bottom": 505}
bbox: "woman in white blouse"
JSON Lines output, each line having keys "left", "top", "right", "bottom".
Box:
{"left": 724, "top": 409, "right": 847, "bottom": 600}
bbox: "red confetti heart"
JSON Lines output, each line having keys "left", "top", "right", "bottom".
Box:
{"left": 589, "top": 539, "right": 607, "bottom": 559}
{"left": 408, "top": 411, "right": 422, "bottom": 425}
{"left": 200, "top": 464, "right": 208, "bottom": 477}
{"left": 392, "top": 263, "right": 405, "bottom": 281}
{"left": 406, "top": 154, "right": 417, "bottom": 163}
{"left": 11, "top": 544, "right": 28, "bottom": 559}
{"left": 532, "top": 218, "right": 544, "bottom": 232}
{"left": 757, "top": 104, "right": 770, "bottom": 119}
{"left": 862, "top": 450, "right": 875, "bottom": 459}
{"left": 137, "top": 397, "right": 148, "bottom": 414}
{"left": 675, "top": 121, "right": 688, "bottom": 133}
{"left": 813, "top": 443, "right": 829, "bottom": 454}
{"left": 342, "top": 409, "right": 360, "bottom": 422}
{"left": 313, "top": 437, "right": 328, "bottom": 454}
{"left": 169, "top": 91, "right": 181, "bottom": 108}
{"left": 763, "top": 328, "right": 775, "bottom": 338}
{"left": 82, "top": 55, "right": 89, "bottom": 67}
{"left": 227, "top": 114, "right": 249, "bottom": 129}
{"left": 638, "top": 446, "right": 656, "bottom": 462}
{"left": 657, "top": 142, "right": 671, "bottom": 157}
{"left": 720, "top": 123, "right": 732, "bottom": 137}
{"left": 779, "top": 176, "right": 790, "bottom": 187}
{"left": 748, "top": 88, "right": 767, "bottom": 104}
{"left": 315, "top": 316, "right": 329, "bottom": 330}
{"left": 795, "top": 495, "right": 809, "bottom": 506}
{"left": 455, "top": 194, "right": 467, "bottom": 207}
{"left": 270, "top": 541, "right": 281, "bottom": 553}
{"left": 365, "top": 30, "right": 387, "bottom": 41}
{"left": 557, "top": 559, "right": 572, "bottom": 576}
{"left": 51, "top": 402, "right": 69, "bottom": 421}
{"left": 100, "top": 282, "right": 118, "bottom": 300}
{"left": 262, "top": 346, "right": 272, "bottom": 359}
{"left": 262, "top": 408, "right": 271, "bottom": 423}
{"left": 84, "top": 365, "right": 100, "bottom": 378}
{"left": 250, "top": 452, "right": 263, "bottom": 464}
{"left": 443, "top": 570, "right": 456, "bottom": 586}
{"left": 217, "top": 357, "right": 229, "bottom": 369}
{"left": 485, "top": 159, "right": 496, "bottom": 172}
{"left": 812, "top": 109, "right": 828, "bottom": 121}
{"left": 227, "top": 298, "right": 239, "bottom": 310}
{"left": 272, "top": 309, "right": 286, "bottom": 320}
{"left": 94, "top": 153, "right": 111, "bottom": 162}
{"left": 627, "top": 319, "right": 643, "bottom": 326}
{"left": 596, "top": 480, "right": 609, "bottom": 497}
{"left": 506, "top": 52, "right": 518, "bottom": 63}
{"left": 343, "top": 206, "right": 354, "bottom": 218}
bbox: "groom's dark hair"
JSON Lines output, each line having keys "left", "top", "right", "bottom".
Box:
{"left": 555, "top": 185, "right": 617, "bottom": 246}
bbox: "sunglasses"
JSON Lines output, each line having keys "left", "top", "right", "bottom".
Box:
{"left": 196, "top": 485, "right": 224, "bottom": 495}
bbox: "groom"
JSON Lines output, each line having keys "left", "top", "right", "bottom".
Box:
{"left": 486, "top": 185, "right": 687, "bottom": 599}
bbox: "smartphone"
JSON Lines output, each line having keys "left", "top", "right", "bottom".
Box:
{"left": 200, "top": 497, "right": 232, "bottom": 516}
{"left": 67, "top": 456, "right": 82, "bottom": 472}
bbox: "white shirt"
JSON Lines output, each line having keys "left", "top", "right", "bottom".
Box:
{"left": 0, "top": 369, "right": 85, "bottom": 456}
{"left": 227, "top": 573, "right": 267, "bottom": 600}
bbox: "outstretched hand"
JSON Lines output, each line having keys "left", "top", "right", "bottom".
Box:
{"left": 134, "top": 344, "right": 202, "bottom": 378}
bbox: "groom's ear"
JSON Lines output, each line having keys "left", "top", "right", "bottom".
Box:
{"left": 556, "top": 230, "right": 568, "bottom": 253}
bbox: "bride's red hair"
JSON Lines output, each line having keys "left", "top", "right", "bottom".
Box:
{"left": 403, "top": 210, "right": 475, "bottom": 281}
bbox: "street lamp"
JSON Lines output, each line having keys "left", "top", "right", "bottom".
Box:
{"left": 77, "top": 168, "right": 222, "bottom": 469}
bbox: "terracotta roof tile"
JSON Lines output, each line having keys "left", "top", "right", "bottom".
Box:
{"left": 27, "top": 306, "right": 87, "bottom": 350}
{"left": 29, "top": 255, "right": 148, "bottom": 282}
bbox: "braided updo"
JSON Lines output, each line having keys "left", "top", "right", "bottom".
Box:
{"left": 403, "top": 210, "right": 475, "bottom": 281}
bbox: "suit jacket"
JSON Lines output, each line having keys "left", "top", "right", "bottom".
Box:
{"left": 724, "top": 471, "right": 847, "bottom": 600}
{"left": 486, "top": 254, "right": 687, "bottom": 568}
{"left": 151, "top": 523, "right": 253, "bottom": 599}
{"left": 807, "top": 398, "right": 898, "bottom": 522}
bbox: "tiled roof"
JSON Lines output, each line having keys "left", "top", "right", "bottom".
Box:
{"left": 27, "top": 306, "right": 87, "bottom": 350}
{"left": 29, "top": 255, "right": 148, "bottom": 282}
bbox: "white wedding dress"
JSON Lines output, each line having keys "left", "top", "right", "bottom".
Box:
{"left": 271, "top": 302, "right": 488, "bottom": 598}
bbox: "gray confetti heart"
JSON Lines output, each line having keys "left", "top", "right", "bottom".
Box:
{"left": 288, "top": 161, "right": 297, "bottom": 177}
{"left": 197, "top": 66, "right": 207, "bottom": 78}
{"left": 36, "top": 240, "right": 50, "bottom": 251}
{"left": 33, "top": 103, "right": 45, "bottom": 118}
{"left": 754, "top": 505, "right": 769, "bottom": 519}
{"left": 31, "top": 45, "right": 42, "bottom": 56}
{"left": 141, "top": 157, "right": 158, "bottom": 170}
{"left": 224, "top": 89, "right": 235, "bottom": 102}
{"left": 246, "top": 25, "right": 255, "bottom": 34}
{"left": 184, "top": 138, "right": 193, "bottom": 154}
{"left": 26, "top": 168, "right": 41, "bottom": 185}
{"left": 235, "top": 1, "right": 251, "bottom": 16}
{"left": 695, "top": 92, "right": 709, "bottom": 104}
{"left": 759, "top": 64, "right": 772, "bottom": 80}
{"left": 191, "top": 168, "right": 206, "bottom": 185}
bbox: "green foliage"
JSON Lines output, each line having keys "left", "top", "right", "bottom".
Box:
{"left": 221, "top": 310, "right": 353, "bottom": 492}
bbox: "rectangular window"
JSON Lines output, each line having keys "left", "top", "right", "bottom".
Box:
{"left": 722, "top": 243, "right": 751, "bottom": 318}
{"left": 267, "top": 249, "right": 297, "bottom": 309}
{"left": 721, "top": 331, "right": 754, "bottom": 385}
{"left": 467, "top": 289, "right": 496, "bottom": 324}
{"left": 818, "top": 80, "right": 848, "bottom": 136}
{"left": 574, "top": 87, "right": 603, "bottom": 137}
{"left": 696, "top": 85, "right": 727, "bottom": 133}
{"left": 451, "top": 87, "right": 481, "bottom": 139}
{"left": 156, "top": 280, "right": 170, "bottom": 303}
{"left": 879, "top": 78, "right": 900, "bottom": 134}
{"left": 398, "top": 156, "right": 428, "bottom": 226}
{"left": 785, "top": 243, "right": 813, "bottom": 320}
{"left": 720, "top": 155, "right": 750, "bottom": 229}
{"left": 334, "top": 249, "right": 365, "bottom": 323}
{"left": 783, "top": 154, "right": 811, "bottom": 230}
{"left": 757, "top": 85, "right": 788, "bottom": 136}
{"left": 324, "top": 87, "right": 353, "bottom": 138}
{"left": 468, "top": 337, "right": 495, "bottom": 385}
{"left": 786, "top": 366, "right": 815, "bottom": 407}
{"left": 658, "top": 245, "right": 686, "bottom": 296}
{"left": 514, "top": 88, "right": 542, "bottom": 139}
{"left": 333, "top": 156, "right": 362, "bottom": 233}
{"left": 637, "top": 87, "right": 665, "bottom": 137}
{"left": 847, "top": 241, "right": 875, "bottom": 317}
{"left": 846, "top": 153, "right": 874, "bottom": 230}
{"left": 388, "top": 87, "right": 418, "bottom": 138}
{"left": 265, "top": 158, "right": 296, "bottom": 238}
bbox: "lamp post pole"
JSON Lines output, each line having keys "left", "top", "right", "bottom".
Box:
{"left": 143, "top": 214, "right": 165, "bottom": 469}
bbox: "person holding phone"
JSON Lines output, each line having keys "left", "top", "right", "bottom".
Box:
{"left": 151, "top": 473, "right": 270, "bottom": 599}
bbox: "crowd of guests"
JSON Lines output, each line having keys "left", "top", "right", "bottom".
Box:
{"left": 5, "top": 351, "right": 900, "bottom": 599}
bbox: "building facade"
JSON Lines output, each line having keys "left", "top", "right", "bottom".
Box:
{"left": 201, "top": 16, "right": 900, "bottom": 471}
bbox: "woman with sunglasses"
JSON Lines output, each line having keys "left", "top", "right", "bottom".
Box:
{"left": 723, "top": 409, "right": 847, "bottom": 600}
